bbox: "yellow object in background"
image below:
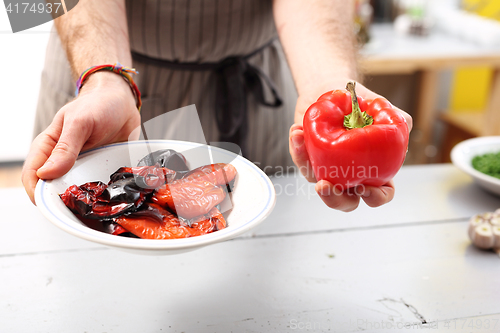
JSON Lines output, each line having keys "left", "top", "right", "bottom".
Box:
{"left": 462, "top": 0, "right": 500, "bottom": 19}
{"left": 449, "top": 0, "right": 500, "bottom": 113}
{"left": 450, "top": 67, "right": 493, "bottom": 112}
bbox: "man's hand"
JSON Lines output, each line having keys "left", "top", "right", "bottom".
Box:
{"left": 289, "top": 81, "right": 413, "bottom": 212}
{"left": 23, "top": 0, "right": 135, "bottom": 204}
{"left": 22, "top": 72, "right": 140, "bottom": 204}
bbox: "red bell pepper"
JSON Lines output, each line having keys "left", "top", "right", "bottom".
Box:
{"left": 303, "top": 81, "right": 409, "bottom": 190}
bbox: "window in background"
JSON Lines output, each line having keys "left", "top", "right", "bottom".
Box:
{"left": 0, "top": 11, "right": 52, "bottom": 162}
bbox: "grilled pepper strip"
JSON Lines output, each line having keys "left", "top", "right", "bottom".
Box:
{"left": 152, "top": 180, "right": 227, "bottom": 219}
{"left": 152, "top": 163, "right": 236, "bottom": 219}
{"left": 114, "top": 203, "right": 226, "bottom": 239}
{"left": 181, "top": 163, "right": 237, "bottom": 187}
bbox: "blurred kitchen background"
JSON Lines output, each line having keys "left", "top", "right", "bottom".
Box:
{"left": 357, "top": 0, "right": 500, "bottom": 165}
{"left": 1, "top": 0, "right": 500, "bottom": 186}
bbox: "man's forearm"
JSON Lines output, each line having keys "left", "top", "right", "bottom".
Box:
{"left": 54, "top": 0, "right": 132, "bottom": 78}
{"left": 273, "top": 0, "right": 358, "bottom": 96}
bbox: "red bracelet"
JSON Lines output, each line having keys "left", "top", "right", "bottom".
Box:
{"left": 75, "top": 63, "right": 142, "bottom": 112}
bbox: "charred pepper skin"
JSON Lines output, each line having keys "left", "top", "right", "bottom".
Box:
{"left": 137, "top": 149, "right": 189, "bottom": 174}
{"left": 60, "top": 165, "right": 174, "bottom": 219}
{"left": 109, "top": 165, "right": 176, "bottom": 187}
{"left": 60, "top": 178, "right": 154, "bottom": 219}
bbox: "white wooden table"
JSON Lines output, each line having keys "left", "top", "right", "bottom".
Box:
{"left": 1, "top": 164, "right": 499, "bottom": 333}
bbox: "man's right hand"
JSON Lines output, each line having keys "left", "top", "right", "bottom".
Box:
{"left": 22, "top": 72, "right": 141, "bottom": 204}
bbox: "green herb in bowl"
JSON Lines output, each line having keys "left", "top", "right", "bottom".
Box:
{"left": 472, "top": 152, "right": 500, "bottom": 180}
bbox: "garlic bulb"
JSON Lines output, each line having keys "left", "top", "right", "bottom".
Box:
{"left": 468, "top": 211, "right": 500, "bottom": 250}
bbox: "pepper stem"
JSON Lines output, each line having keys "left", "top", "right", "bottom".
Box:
{"left": 344, "top": 81, "right": 373, "bottom": 129}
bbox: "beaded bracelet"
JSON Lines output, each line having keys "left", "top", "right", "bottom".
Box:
{"left": 75, "top": 63, "right": 142, "bottom": 112}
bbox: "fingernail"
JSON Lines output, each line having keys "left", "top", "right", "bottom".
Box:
{"left": 291, "top": 134, "right": 304, "bottom": 148}
{"left": 38, "top": 160, "right": 54, "bottom": 173}
{"left": 361, "top": 188, "right": 371, "bottom": 198}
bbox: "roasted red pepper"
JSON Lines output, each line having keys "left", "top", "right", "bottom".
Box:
{"left": 109, "top": 165, "right": 176, "bottom": 187}
{"left": 114, "top": 203, "right": 226, "bottom": 239}
{"left": 152, "top": 163, "right": 237, "bottom": 219}
{"left": 303, "top": 82, "right": 409, "bottom": 189}
{"left": 152, "top": 180, "right": 227, "bottom": 219}
{"left": 60, "top": 165, "right": 172, "bottom": 219}
{"left": 60, "top": 149, "right": 237, "bottom": 240}
{"left": 181, "top": 163, "right": 237, "bottom": 187}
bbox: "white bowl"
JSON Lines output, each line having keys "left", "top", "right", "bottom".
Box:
{"left": 35, "top": 140, "right": 276, "bottom": 255}
{"left": 451, "top": 136, "right": 500, "bottom": 196}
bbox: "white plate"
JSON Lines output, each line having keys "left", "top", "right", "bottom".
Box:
{"left": 451, "top": 136, "right": 500, "bottom": 196}
{"left": 35, "top": 140, "right": 276, "bottom": 255}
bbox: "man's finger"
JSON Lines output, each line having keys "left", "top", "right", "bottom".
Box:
{"left": 356, "top": 181, "right": 395, "bottom": 208}
{"left": 289, "top": 124, "right": 316, "bottom": 182}
{"left": 315, "top": 180, "right": 360, "bottom": 212}
{"left": 36, "top": 118, "right": 91, "bottom": 180}
{"left": 21, "top": 127, "right": 61, "bottom": 204}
